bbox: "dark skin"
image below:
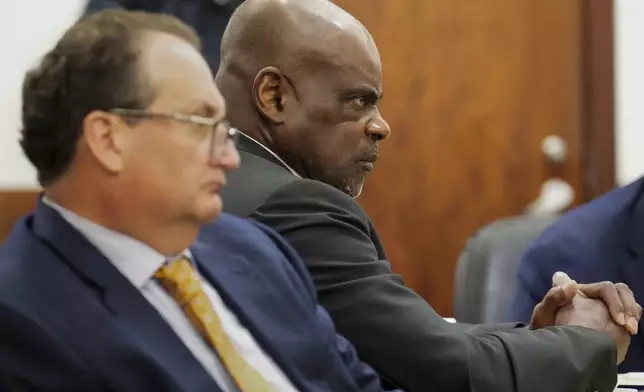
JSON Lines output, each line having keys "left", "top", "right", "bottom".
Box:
{"left": 256, "top": 59, "right": 389, "bottom": 197}
{"left": 547, "top": 272, "right": 634, "bottom": 364}
{"left": 216, "top": 0, "right": 642, "bottom": 363}
{"left": 216, "top": 0, "right": 390, "bottom": 197}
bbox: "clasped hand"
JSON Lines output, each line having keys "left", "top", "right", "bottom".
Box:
{"left": 529, "top": 272, "right": 642, "bottom": 364}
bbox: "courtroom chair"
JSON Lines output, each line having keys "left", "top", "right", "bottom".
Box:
{"left": 453, "top": 215, "right": 558, "bottom": 324}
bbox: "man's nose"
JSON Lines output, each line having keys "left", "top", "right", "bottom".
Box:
{"left": 212, "top": 141, "right": 241, "bottom": 171}
{"left": 366, "top": 114, "right": 391, "bottom": 141}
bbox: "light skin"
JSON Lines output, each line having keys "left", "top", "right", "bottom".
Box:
{"left": 46, "top": 31, "right": 240, "bottom": 256}
{"left": 218, "top": 0, "right": 641, "bottom": 362}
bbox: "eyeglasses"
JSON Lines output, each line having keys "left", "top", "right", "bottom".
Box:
{"left": 109, "top": 108, "right": 238, "bottom": 159}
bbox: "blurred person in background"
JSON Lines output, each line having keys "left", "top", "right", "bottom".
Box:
{"left": 0, "top": 9, "right": 401, "bottom": 392}
{"left": 83, "top": 0, "right": 244, "bottom": 72}
{"left": 211, "top": 0, "right": 643, "bottom": 391}
{"left": 513, "top": 178, "right": 644, "bottom": 373}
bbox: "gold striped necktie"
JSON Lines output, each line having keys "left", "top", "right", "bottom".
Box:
{"left": 155, "top": 256, "right": 276, "bottom": 392}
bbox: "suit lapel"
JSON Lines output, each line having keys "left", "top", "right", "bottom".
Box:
{"left": 32, "top": 200, "right": 220, "bottom": 392}
{"left": 624, "top": 181, "right": 644, "bottom": 332}
{"left": 191, "top": 240, "right": 308, "bottom": 391}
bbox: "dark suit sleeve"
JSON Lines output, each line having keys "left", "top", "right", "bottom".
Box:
{"left": 253, "top": 225, "right": 401, "bottom": 392}
{"left": 251, "top": 179, "right": 618, "bottom": 392}
{"left": 0, "top": 305, "right": 101, "bottom": 392}
{"left": 253, "top": 222, "right": 401, "bottom": 392}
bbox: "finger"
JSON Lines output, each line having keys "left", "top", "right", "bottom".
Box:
{"left": 552, "top": 271, "right": 573, "bottom": 287}
{"left": 615, "top": 283, "right": 641, "bottom": 320}
{"left": 551, "top": 272, "right": 578, "bottom": 297}
{"left": 577, "top": 281, "right": 626, "bottom": 327}
{"left": 541, "top": 282, "right": 578, "bottom": 313}
{"left": 616, "top": 283, "right": 640, "bottom": 334}
{"left": 531, "top": 282, "right": 578, "bottom": 328}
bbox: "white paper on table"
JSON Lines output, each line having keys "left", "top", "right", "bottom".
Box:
{"left": 617, "top": 372, "right": 644, "bottom": 390}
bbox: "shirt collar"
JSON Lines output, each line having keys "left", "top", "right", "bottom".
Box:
{"left": 235, "top": 130, "right": 302, "bottom": 178}
{"left": 42, "top": 197, "right": 184, "bottom": 289}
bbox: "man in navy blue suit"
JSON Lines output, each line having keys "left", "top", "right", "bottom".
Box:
{"left": 513, "top": 178, "right": 644, "bottom": 373}
{"left": 0, "top": 9, "right": 399, "bottom": 391}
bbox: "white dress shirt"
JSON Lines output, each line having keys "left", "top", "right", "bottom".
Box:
{"left": 43, "top": 198, "right": 298, "bottom": 392}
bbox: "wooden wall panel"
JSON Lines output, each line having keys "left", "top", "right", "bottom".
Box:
{"left": 0, "top": 191, "right": 39, "bottom": 243}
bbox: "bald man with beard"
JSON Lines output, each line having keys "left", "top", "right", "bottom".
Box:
{"left": 208, "top": 0, "right": 641, "bottom": 391}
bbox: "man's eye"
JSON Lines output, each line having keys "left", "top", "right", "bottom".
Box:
{"left": 349, "top": 96, "right": 366, "bottom": 109}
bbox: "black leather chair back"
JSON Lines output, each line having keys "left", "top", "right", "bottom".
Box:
{"left": 454, "top": 216, "right": 557, "bottom": 324}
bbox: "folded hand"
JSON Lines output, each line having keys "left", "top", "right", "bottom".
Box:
{"left": 529, "top": 272, "right": 642, "bottom": 364}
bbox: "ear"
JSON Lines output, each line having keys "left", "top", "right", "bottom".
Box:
{"left": 252, "top": 66, "right": 291, "bottom": 123}
{"left": 81, "top": 111, "right": 129, "bottom": 174}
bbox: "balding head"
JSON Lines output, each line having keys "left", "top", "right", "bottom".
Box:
{"left": 217, "top": 0, "right": 390, "bottom": 197}
{"left": 220, "top": 0, "right": 374, "bottom": 66}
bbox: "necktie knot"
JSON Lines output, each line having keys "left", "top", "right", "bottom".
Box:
{"left": 155, "top": 256, "right": 201, "bottom": 307}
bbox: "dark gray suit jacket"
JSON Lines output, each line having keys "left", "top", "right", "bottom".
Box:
{"left": 218, "top": 134, "right": 619, "bottom": 392}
